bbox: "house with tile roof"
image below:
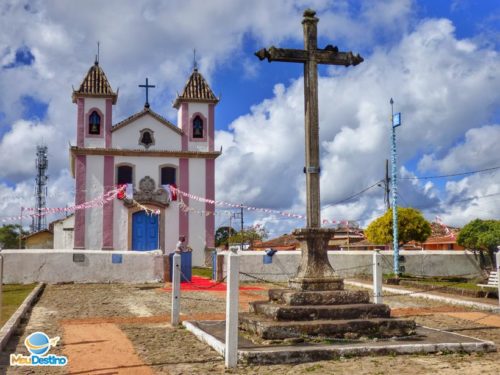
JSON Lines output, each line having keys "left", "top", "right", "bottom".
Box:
{"left": 63, "top": 60, "right": 220, "bottom": 266}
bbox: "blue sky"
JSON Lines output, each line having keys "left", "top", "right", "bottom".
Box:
{"left": 0, "top": 0, "right": 499, "bottom": 238}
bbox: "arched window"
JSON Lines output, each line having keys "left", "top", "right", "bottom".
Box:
{"left": 117, "top": 165, "right": 133, "bottom": 184}
{"left": 192, "top": 115, "right": 203, "bottom": 138}
{"left": 160, "top": 166, "right": 176, "bottom": 185}
{"left": 89, "top": 111, "right": 101, "bottom": 135}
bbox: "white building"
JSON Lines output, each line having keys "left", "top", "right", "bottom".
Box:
{"left": 66, "top": 60, "right": 220, "bottom": 266}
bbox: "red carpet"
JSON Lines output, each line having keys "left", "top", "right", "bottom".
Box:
{"left": 163, "top": 275, "right": 264, "bottom": 291}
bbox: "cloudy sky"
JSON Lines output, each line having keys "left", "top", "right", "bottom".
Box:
{"left": 0, "top": 0, "right": 499, "bottom": 238}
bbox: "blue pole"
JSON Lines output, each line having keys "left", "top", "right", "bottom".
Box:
{"left": 390, "top": 98, "right": 399, "bottom": 276}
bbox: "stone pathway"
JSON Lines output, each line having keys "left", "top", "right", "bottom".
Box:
{"left": 62, "top": 322, "right": 155, "bottom": 375}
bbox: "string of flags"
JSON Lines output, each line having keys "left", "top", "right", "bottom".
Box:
{"left": 170, "top": 186, "right": 352, "bottom": 225}
{"left": 435, "top": 216, "right": 456, "bottom": 239}
{"left": 178, "top": 196, "right": 233, "bottom": 217}
{"left": 1, "top": 182, "right": 458, "bottom": 233}
{"left": 0, "top": 187, "right": 124, "bottom": 224}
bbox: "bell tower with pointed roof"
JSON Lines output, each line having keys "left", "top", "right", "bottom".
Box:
{"left": 73, "top": 60, "right": 117, "bottom": 150}
{"left": 173, "top": 66, "right": 218, "bottom": 252}
{"left": 174, "top": 67, "right": 218, "bottom": 152}
{"left": 72, "top": 60, "right": 117, "bottom": 249}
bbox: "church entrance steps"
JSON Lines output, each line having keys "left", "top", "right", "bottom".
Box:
{"left": 268, "top": 288, "right": 370, "bottom": 305}
{"left": 249, "top": 302, "right": 391, "bottom": 321}
{"left": 239, "top": 313, "right": 415, "bottom": 340}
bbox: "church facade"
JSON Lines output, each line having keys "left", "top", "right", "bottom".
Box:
{"left": 69, "top": 61, "right": 219, "bottom": 266}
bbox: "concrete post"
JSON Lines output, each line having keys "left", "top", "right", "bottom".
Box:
{"left": 496, "top": 250, "right": 500, "bottom": 307}
{"left": 171, "top": 252, "right": 181, "bottom": 326}
{"left": 373, "top": 251, "right": 383, "bottom": 304}
{"left": 225, "top": 250, "right": 239, "bottom": 368}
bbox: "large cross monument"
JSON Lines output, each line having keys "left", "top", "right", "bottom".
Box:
{"left": 256, "top": 9, "right": 363, "bottom": 290}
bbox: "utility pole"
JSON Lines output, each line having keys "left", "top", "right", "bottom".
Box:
{"left": 390, "top": 98, "right": 401, "bottom": 276}
{"left": 240, "top": 205, "right": 244, "bottom": 234}
{"left": 385, "top": 159, "right": 390, "bottom": 210}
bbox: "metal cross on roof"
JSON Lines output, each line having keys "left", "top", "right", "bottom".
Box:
{"left": 139, "top": 78, "right": 156, "bottom": 108}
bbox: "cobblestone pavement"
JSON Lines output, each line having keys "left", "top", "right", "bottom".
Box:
{"left": 0, "top": 282, "right": 499, "bottom": 374}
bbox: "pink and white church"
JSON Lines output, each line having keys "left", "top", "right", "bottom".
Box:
{"left": 67, "top": 60, "right": 220, "bottom": 266}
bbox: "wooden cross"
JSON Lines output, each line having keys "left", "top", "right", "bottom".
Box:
{"left": 139, "top": 78, "right": 156, "bottom": 108}
{"left": 256, "top": 9, "right": 363, "bottom": 229}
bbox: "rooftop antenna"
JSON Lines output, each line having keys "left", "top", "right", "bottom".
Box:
{"left": 32, "top": 145, "right": 48, "bottom": 232}
{"left": 193, "top": 48, "right": 198, "bottom": 71}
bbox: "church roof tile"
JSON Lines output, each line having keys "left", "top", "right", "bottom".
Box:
{"left": 173, "top": 69, "right": 218, "bottom": 108}
{"left": 72, "top": 62, "right": 117, "bottom": 103}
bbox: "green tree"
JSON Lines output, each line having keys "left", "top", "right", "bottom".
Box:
{"left": 215, "top": 226, "right": 237, "bottom": 247}
{"left": 365, "top": 207, "right": 432, "bottom": 246}
{"left": 457, "top": 219, "right": 500, "bottom": 266}
{"left": 228, "top": 225, "right": 269, "bottom": 248}
{"left": 0, "top": 224, "right": 27, "bottom": 249}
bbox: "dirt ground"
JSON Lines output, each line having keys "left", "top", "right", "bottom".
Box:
{"left": 1, "top": 282, "right": 499, "bottom": 375}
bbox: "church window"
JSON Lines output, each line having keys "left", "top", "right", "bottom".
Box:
{"left": 139, "top": 128, "right": 155, "bottom": 148}
{"left": 89, "top": 111, "right": 101, "bottom": 135}
{"left": 192, "top": 115, "right": 203, "bottom": 138}
{"left": 117, "top": 165, "right": 133, "bottom": 184}
{"left": 161, "top": 166, "right": 176, "bottom": 185}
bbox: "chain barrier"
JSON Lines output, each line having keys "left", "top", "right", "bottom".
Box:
{"left": 238, "top": 271, "right": 288, "bottom": 288}
{"left": 237, "top": 263, "right": 375, "bottom": 287}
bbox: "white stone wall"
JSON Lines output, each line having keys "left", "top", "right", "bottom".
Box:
{"left": 84, "top": 98, "right": 107, "bottom": 148}
{"left": 0, "top": 250, "right": 165, "bottom": 284}
{"left": 113, "top": 199, "right": 129, "bottom": 250}
{"left": 164, "top": 202, "right": 179, "bottom": 253}
{"left": 219, "top": 250, "right": 484, "bottom": 281}
{"left": 53, "top": 215, "right": 75, "bottom": 249}
{"left": 188, "top": 158, "right": 206, "bottom": 266}
{"left": 85, "top": 155, "right": 104, "bottom": 249}
{"left": 112, "top": 115, "right": 181, "bottom": 150}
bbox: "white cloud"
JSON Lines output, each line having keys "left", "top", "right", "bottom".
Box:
{"left": 215, "top": 17, "right": 500, "bottom": 233}
{"left": 0, "top": 0, "right": 498, "bottom": 234}
{"left": 418, "top": 125, "right": 500, "bottom": 173}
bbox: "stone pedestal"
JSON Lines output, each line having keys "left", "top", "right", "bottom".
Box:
{"left": 289, "top": 228, "right": 343, "bottom": 291}
{"left": 240, "top": 227, "right": 415, "bottom": 341}
{"left": 239, "top": 288, "right": 415, "bottom": 341}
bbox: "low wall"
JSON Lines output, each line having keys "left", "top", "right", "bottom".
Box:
{"left": 0, "top": 249, "right": 165, "bottom": 284}
{"left": 219, "top": 250, "right": 483, "bottom": 282}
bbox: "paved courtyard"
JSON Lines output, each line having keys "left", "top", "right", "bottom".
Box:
{"left": 1, "top": 281, "right": 499, "bottom": 374}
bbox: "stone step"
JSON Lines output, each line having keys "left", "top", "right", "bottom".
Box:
{"left": 268, "top": 289, "right": 370, "bottom": 306}
{"left": 239, "top": 313, "right": 416, "bottom": 340}
{"left": 249, "top": 302, "right": 390, "bottom": 321}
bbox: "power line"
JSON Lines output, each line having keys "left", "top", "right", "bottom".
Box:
{"left": 322, "top": 180, "right": 383, "bottom": 209}
{"left": 400, "top": 165, "right": 500, "bottom": 180}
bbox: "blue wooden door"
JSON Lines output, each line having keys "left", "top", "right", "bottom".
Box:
{"left": 132, "top": 211, "right": 159, "bottom": 251}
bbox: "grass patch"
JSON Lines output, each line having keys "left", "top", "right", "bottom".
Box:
{"left": 1, "top": 284, "right": 36, "bottom": 326}
{"left": 402, "top": 279, "right": 485, "bottom": 291}
{"left": 192, "top": 267, "right": 212, "bottom": 279}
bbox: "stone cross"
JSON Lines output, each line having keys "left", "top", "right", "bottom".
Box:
{"left": 139, "top": 78, "right": 156, "bottom": 108}
{"left": 256, "top": 9, "right": 363, "bottom": 290}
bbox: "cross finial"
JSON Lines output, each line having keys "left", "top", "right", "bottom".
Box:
{"left": 138, "top": 78, "right": 156, "bottom": 108}
{"left": 193, "top": 49, "right": 198, "bottom": 71}
{"left": 95, "top": 41, "right": 100, "bottom": 65}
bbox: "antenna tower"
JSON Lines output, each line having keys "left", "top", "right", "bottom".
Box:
{"left": 32, "top": 145, "right": 48, "bottom": 232}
